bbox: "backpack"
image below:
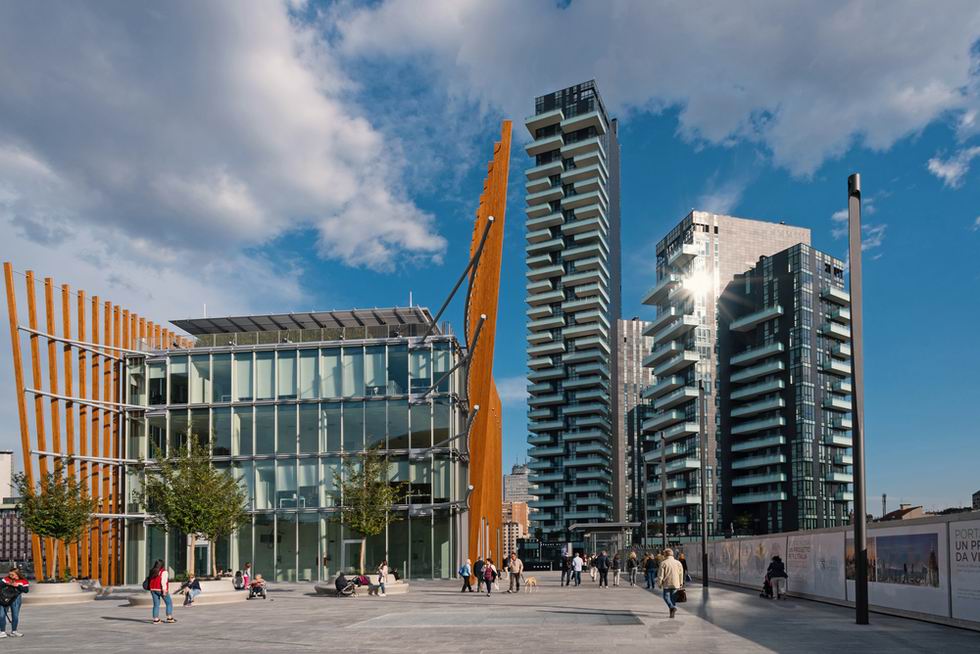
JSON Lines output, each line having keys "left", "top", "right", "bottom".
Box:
{"left": 0, "top": 584, "right": 20, "bottom": 608}
{"left": 458, "top": 565, "right": 466, "bottom": 577}
{"left": 484, "top": 566, "right": 494, "bottom": 581}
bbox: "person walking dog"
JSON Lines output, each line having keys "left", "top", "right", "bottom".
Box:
{"left": 507, "top": 553, "right": 523, "bottom": 593}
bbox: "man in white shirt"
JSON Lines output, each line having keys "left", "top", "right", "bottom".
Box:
{"left": 572, "top": 553, "right": 584, "bottom": 586}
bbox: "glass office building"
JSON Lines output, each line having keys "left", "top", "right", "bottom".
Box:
{"left": 121, "top": 308, "right": 468, "bottom": 583}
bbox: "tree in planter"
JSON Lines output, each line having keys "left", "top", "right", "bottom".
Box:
{"left": 333, "top": 448, "right": 402, "bottom": 575}
{"left": 14, "top": 470, "right": 98, "bottom": 582}
{"left": 138, "top": 441, "right": 249, "bottom": 577}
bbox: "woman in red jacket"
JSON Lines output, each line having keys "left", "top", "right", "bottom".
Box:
{"left": 0, "top": 566, "right": 29, "bottom": 638}
{"left": 147, "top": 559, "right": 176, "bottom": 624}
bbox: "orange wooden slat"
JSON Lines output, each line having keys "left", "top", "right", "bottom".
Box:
{"left": 100, "top": 301, "right": 112, "bottom": 585}
{"left": 89, "top": 296, "right": 101, "bottom": 580}
{"left": 43, "top": 278, "right": 68, "bottom": 575}
{"left": 61, "top": 284, "right": 79, "bottom": 576}
{"left": 3, "top": 263, "right": 44, "bottom": 574}
{"left": 77, "top": 290, "right": 90, "bottom": 578}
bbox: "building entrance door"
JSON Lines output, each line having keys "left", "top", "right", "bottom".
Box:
{"left": 342, "top": 539, "right": 363, "bottom": 574}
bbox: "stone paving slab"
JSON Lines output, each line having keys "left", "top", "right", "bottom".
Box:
{"left": 3, "top": 572, "right": 976, "bottom": 653}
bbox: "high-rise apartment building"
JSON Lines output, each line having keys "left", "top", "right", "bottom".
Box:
{"left": 618, "top": 319, "right": 654, "bottom": 526}
{"left": 504, "top": 463, "right": 532, "bottom": 504}
{"left": 502, "top": 501, "right": 530, "bottom": 556}
{"left": 641, "top": 212, "right": 809, "bottom": 536}
{"left": 718, "top": 244, "right": 853, "bottom": 533}
{"left": 525, "top": 80, "right": 621, "bottom": 541}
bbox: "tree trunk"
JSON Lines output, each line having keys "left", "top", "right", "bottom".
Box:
{"left": 210, "top": 536, "right": 217, "bottom": 578}
{"left": 187, "top": 533, "right": 196, "bottom": 576}
{"left": 359, "top": 538, "right": 366, "bottom": 575}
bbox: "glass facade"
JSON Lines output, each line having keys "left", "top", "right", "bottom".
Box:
{"left": 122, "top": 333, "right": 467, "bottom": 583}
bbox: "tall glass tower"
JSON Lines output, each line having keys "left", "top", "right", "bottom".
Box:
{"left": 524, "top": 81, "right": 621, "bottom": 541}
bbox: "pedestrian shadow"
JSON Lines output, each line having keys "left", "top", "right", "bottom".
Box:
{"left": 101, "top": 616, "right": 151, "bottom": 624}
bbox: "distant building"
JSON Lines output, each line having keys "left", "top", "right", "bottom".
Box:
{"left": 879, "top": 503, "right": 928, "bottom": 521}
{"left": 617, "top": 318, "right": 653, "bottom": 527}
{"left": 502, "top": 501, "right": 530, "bottom": 556}
{"left": 973, "top": 490, "right": 980, "bottom": 511}
{"left": 0, "top": 451, "right": 12, "bottom": 499}
{"left": 503, "top": 463, "right": 532, "bottom": 504}
{"left": 0, "top": 501, "right": 31, "bottom": 567}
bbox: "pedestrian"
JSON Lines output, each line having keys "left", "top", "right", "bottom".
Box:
{"left": 560, "top": 554, "right": 570, "bottom": 587}
{"left": 178, "top": 572, "right": 202, "bottom": 606}
{"left": 626, "top": 552, "right": 638, "bottom": 587}
{"left": 377, "top": 559, "right": 389, "bottom": 597}
{"left": 678, "top": 552, "right": 691, "bottom": 584}
{"left": 612, "top": 554, "right": 621, "bottom": 587}
{"left": 483, "top": 558, "right": 497, "bottom": 596}
{"left": 146, "top": 559, "right": 176, "bottom": 624}
{"left": 473, "top": 557, "right": 486, "bottom": 593}
{"left": 644, "top": 554, "right": 657, "bottom": 589}
{"left": 657, "top": 548, "right": 685, "bottom": 619}
{"left": 459, "top": 558, "right": 473, "bottom": 593}
{"left": 595, "top": 551, "right": 610, "bottom": 588}
{"left": 507, "top": 552, "right": 523, "bottom": 593}
{"left": 242, "top": 561, "right": 252, "bottom": 589}
{"left": 572, "top": 552, "right": 583, "bottom": 586}
{"left": 233, "top": 570, "right": 245, "bottom": 590}
{"left": 766, "top": 555, "right": 789, "bottom": 600}
{"left": 589, "top": 555, "right": 598, "bottom": 583}
{"left": 0, "top": 566, "right": 29, "bottom": 638}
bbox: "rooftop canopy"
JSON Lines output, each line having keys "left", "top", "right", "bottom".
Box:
{"left": 171, "top": 306, "right": 435, "bottom": 336}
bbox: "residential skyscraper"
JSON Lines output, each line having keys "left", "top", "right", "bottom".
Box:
{"left": 617, "top": 318, "right": 654, "bottom": 526}
{"left": 719, "top": 243, "right": 853, "bottom": 533}
{"left": 504, "top": 463, "right": 532, "bottom": 504}
{"left": 525, "top": 80, "right": 622, "bottom": 541}
{"left": 641, "top": 212, "right": 809, "bottom": 537}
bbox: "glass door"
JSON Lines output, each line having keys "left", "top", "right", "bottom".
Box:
{"left": 342, "top": 539, "right": 363, "bottom": 574}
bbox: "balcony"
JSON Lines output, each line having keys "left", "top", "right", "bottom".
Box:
{"left": 731, "top": 415, "right": 786, "bottom": 435}
{"left": 656, "top": 315, "right": 700, "bottom": 342}
{"left": 572, "top": 388, "right": 605, "bottom": 403}
{"left": 526, "top": 238, "right": 563, "bottom": 256}
{"left": 731, "top": 397, "right": 785, "bottom": 418}
{"left": 528, "top": 315, "right": 564, "bottom": 332}
{"left": 832, "top": 416, "right": 853, "bottom": 430}
{"left": 526, "top": 186, "right": 563, "bottom": 206}
{"left": 821, "top": 359, "right": 852, "bottom": 377}
{"left": 731, "top": 378, "right": 785, "bottom": 401}
{"left": 835, "top": 491, "right": 855, "bottom": 502}
{"left": 560, "top": 110, "right": 607, "bottom": 134}
{"left": 528, "top": 472, "right": 563, "bottom": 483}
{"left": 826, "top": 471, "right": 854, "bottom": 483}
{"left": 527, "top": 433, "right": 553, "bottom": 445}
{"left": 834, "top": 453, "right": 854, "bottom": 466}
{"left": 526, "top": 254, "right": 554, "bottom": 269}
{"left": 563, "top": 402, "right": 608, "bottom": 417}
{"left": 823, "top": 395, "right": 851, "bottom": 412}
{"left": 526, "top": 228, "right": 554, "bottom": 245}
{"left": 564, "top": 510, "right": 607, "bottom": 520}
{"left": 650, "top": 494, "right": 702, "bottom": 509}
{"left": 653, "top": 457, "right": 700, "bottom": 474}
{"left": 528, "top": 498, "right": 564, "bottom": 509}
{"left": 528, "top": 356, "right": 554, "bottom": 370}
{"left": 565, "top": 481, "right": 607, "bottom": 494}
{"left": 730, "top": 360, "right": 785, "bottom": 384}
{"left": 731, "top": 453, "right": 786, "bottom": 470}
{"left": 527, "top": 212, "right": 564, "bottom": 231}
{"left": 645, "top": 478, "right": 688, "bottom": 493}
{"left": 643, "top": 375, "right": 686, "bottom": 400}
{"left": 573, "top": 442, "right": 608, "bottom": 456}
{"left": 730, "top": 342, "right": 785, "bottom": 367}
{"left": 564, "top": 429, "right": 605, "bottom": 442}
{"left": 526, "top": 278, "right": 553, "bottom": 295}
{"left": 527, "top": 289, "right": 563, "bottom": 306}
{"left": 654, "top": 386, "right": 700, "bottom": 411}
{"left": 527, "top": 264, "right": 563, "bottom": 283}
{"left": 564, "top": 376, "right": 606, "bottom": 392}
{"left": 824, "top": 434, "right": 852, "bottom": 447}
{"left": 563, "top": 215, "right": 606, "bottom": 236}
{"left": 528, "top": 366, "right": 563, "bottom": 381}
{"left": 660, "top": 421, "right": 700, "bottom": 442}
{"left": 561, "top": 190, "right": 605, "bottom": 211}
{"left": 644, "top": 341, "right": 683, "bottom": 368}
{"left": 525, "top": 134, "right": 563, "bottom": 156}
{"left": 528, "top": 393, "right": 563, "bottom": 407}
{"left": 654, "top": 350, "right": 699, "bottom": 376}
{"left": 818, "top": 322, "right": 851, "bottom": 341}
{"left": 564, "top": 241, "right": 606, "bottom": 261}
{"left": 730, "top": 305, "right": 784, "bottom": 332}
{"left": 561, "top": 268, "right": 604, "bottom": 287}
{"left": 560, "top": 136, "right": 603, "bottom": 158}
{"left": 562, "top": 296, "right": 606, "bottom": 313}
{"left": 731, "top": 472, "right": 787, "bottom": 487}
{"left": 642, "top": 274, "right": 682, "bottom": 305}
{"left": 664, "top": 515, "right": 689, "bottom": 525}
{"left": 644, "top": 441, "right": 689, "bottom": 462}
{"left": 832, "top": 342, "right": 852, "bottom": 359}
{"left": 821, "top": 286, "right": 850, "bottom": 305}
{"left": 833, "top": 379, "right": 853, "bottom": 394}
{"left": 732, "top": 491, "right": 788, "bottom": 505}
{"left": 524, "top": 108, "right": 564, "bottom": 135}
{"left": 527, "top": 331, "right": 553, "bottom": 346}
{"left": 563, "top": 323, "right": 607, "bottom": 340}
{"left": 529, "top": 445, "right": 564, "bottom": 458}
{"left": 576, "top": 468, "right": 612, "bottom": 481}
{"left": 561, "top": 162, "right": 608, "bottom": 184}
{"left": 829, "top": 307, "right": 851, "bottom": 324}
{"left": 526, "top": 202, "right": 554, "bottom": 219}
{"left": 562, "top": 349, "right": 604, "bottom": 365}
{"left": 667, "top": 243, "right": 699, "bottom": 267}
{"left": 731, "top": 435, "right": 786, "bottom": 453}
{"left": 642, "top": 410, "right": 686, "bottom": 433}
{"left": 525, "top": 159, "right": 564, "bottom": 180}
{"left": 565, "top": 455, "right": 607, "bottom": 468}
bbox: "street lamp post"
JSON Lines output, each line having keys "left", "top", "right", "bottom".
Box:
{"left": 848, "top": 173, "right": 869, "bottom": 625}
{"left": 661, "top": 435, "right": 668, "bottom": 551}
{"left": 698, "top": 380, "right": 709, "bottom": 588}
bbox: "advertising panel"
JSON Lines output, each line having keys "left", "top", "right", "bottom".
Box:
{"left": 846, "top": 524, "right": 948, "bottom": 616}
{"left": 713, "top": 539, "right": 740, "bottom": 582}
{"left": 738, "top": 537, "right": 787, "bottom": 586}
{"left": 949, "top": 519, "right": 980, "bottom": 622}
{"left": 787, "top": 531, "right": 845, "bottom": 600}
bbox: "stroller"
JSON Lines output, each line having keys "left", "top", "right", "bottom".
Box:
{"left": 335, "top": 573, "right": 358, "bottom": 597}
{"left": 247, "top": 574, "right": 268, "bottom": 599}
{"left": 760, "top": 575, "right": 773, "bottom": 599}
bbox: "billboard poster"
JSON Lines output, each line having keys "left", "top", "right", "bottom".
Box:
{"left": 846, "top": 525, "right": 948, "bottom": 616}
{"left": 950, "top": 519, "right": 980, "bottom": 622}
{"left": 713, "top": 540, "right": 740, "bottom": 582}
{"left": 739, "top": 537, "right": 786, "bottom": 586}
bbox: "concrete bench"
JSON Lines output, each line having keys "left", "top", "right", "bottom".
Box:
{"left": 22, "top": 582, "right": 97, "bottom": 605}
{"left": 126, "top": 579, "right": 245, "bottom": 607}
{"left": 313, "top": 574, "right": 409, "bottom": 596}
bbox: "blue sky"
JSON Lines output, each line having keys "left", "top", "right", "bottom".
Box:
{"left": 1, "top": 1, "right": 978, "bottom": 510}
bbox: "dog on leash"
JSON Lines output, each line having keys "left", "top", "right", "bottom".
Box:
{"left": 523, "top": 576, "right": 538, "bottom": 593}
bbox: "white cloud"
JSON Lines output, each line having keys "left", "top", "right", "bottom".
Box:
{"left": 972, "top": 216, "right": 980, "bottom": 231}
{"left": 861, "top": 224, "right": 887, "bottom": 251}
{"left": 0, "top": 1, "right": 445, "bottom": 271}
{"left": 336, "top": 0, "right": 980, "bottom": 176}
{"left": 495, "top": 376, "right": 529, "bottom": 407}
{"left": 927, "top": 146, "right": 980, "bottom": 188}
{"left": 697, "top": 176, "right": 748, "bottom": 215}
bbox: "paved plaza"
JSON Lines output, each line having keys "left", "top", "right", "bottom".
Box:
{"left": 7, "top": 572, "right": 977, "bottom": 653}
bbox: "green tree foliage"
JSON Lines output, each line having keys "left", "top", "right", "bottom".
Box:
{"left": 15, "top": 470, "right": 97, "bottom": 581}
{"left": 138, "top": 441, "right": 249, "bottom": 576}
{"left": 333, "top": 448, "right": 401, "bottom": 573}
